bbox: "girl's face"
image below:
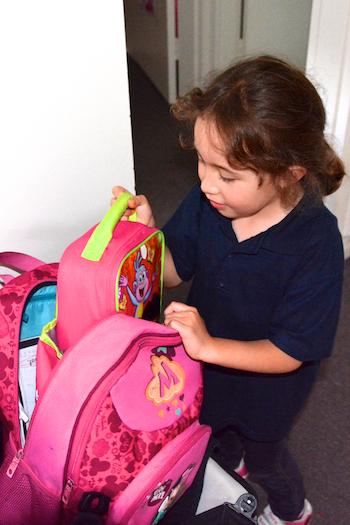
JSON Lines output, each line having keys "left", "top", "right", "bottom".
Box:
{"left": 194, "top": 117, "right": 282, "bottom": 221}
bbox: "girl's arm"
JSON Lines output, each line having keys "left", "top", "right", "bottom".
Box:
{"left": 164, "top": 302, "right": 302, "bottom": 374}
{"left": 164, "top": 247, "right": 182, "bottom": 287}
{"left": 111, "top": 187, "right": 183, "bottom": 288}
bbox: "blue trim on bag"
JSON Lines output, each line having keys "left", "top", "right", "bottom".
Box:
{"left": 20, "top": 285, "right": 57, "bottom": 342}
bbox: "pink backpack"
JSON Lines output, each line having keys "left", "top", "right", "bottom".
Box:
{"left": 0, "top": 198, "right": 211, "bottom": 525}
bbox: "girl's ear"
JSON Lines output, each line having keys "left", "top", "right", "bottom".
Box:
{"left": 289, "top": 165, "right": 307, "bottom": 183}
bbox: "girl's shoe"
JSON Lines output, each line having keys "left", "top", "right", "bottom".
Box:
{"left": 234, "top": 457, "right": 249, "bottom": 479}
{"left": 258, "top": 499, "right": 313, "bottom": 524}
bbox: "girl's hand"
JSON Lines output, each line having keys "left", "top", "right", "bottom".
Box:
{"left": 164, "top": 302, "right": 213, "bottom": 361}
{"left": 111, "top": 186, "right": 155, "bottom": 227}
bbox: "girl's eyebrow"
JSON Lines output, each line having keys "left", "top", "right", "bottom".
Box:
{"left": 195, "top": 149, "right": 237, "bottom": 174}
{"left": 195, "top": 147, "right": 225, "bottom": 167}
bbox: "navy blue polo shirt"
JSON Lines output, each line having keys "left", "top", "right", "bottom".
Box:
{"left": 162, "top": 184, "right": 344, "bottom": 441}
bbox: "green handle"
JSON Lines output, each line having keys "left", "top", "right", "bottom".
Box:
{"left": 81, "top": 192, "right": 137, "bottom": 261}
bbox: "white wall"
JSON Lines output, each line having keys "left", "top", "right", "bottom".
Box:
{"left": 307, "top": 0, "right": 350, "bottom": 258}
{"left": 0, "top": 1, "right": 134, "bottom": 262}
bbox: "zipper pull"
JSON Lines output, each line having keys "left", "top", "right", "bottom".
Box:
{"left": 62, "top": 478, "right": 74, "bottom": 505}
{"left": 6, "top": 449, "right": 24, "bottom": 478}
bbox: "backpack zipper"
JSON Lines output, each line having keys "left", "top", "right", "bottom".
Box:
{"left": 62, "top": 331, "right": 182, "bottom": 506}
{"left": 6, "top": 278, "right": 58, "bottom": 477}
{"left": 62, "top": 478, "right": 74, "bottom": 504}
{"left": 8, "top": 278, "right": 57, "bottom": 449}
{"left": 6, "top": 448, "right": 24, "bottom": 478}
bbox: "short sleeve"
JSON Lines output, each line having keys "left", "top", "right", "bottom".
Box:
{"left": 162, "top": 184, "right": 203, "bottom": 281}
{"left": 269, "top": 226, "right": 344, "bottom": 361}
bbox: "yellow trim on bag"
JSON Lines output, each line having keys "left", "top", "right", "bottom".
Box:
{"left": 40, "top": 317, "right": 63, "bottom": 359}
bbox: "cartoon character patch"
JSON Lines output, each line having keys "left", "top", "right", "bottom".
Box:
{"left": 119, "top": 250, "right": 154, "bottom": 318}
{"left": 150, "top": 465, "right": 195, "bottom": 524}
{"left": 147, "top": 479, "right": 172, "bottom": 507}
{"left": 117, "top": 235, "right": 162, "bottom": 321}
{"left": 146, "top": 355, "right": 185, "bottom": 406}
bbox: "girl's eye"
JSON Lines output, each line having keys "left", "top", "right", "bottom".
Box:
{"left": 219, "top": 173, "right": 235, "bottom": 183}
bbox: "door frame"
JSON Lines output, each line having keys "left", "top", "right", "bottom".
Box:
{"left": 307, "top": 0, "right": 350, "bottom": 257}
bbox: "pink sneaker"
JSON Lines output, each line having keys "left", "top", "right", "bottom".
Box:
{"left": 258, "top": 499, "right": 313, "bottom": 524}
{"left": 234, "top": 457, "right": 249, "bottom": 479}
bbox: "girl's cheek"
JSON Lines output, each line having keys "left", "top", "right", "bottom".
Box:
{"left": 197, "top": 163, "right": 204, "bottom": 180}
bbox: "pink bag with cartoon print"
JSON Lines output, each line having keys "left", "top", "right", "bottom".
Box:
{"left": 0, "top": 197, "right": 211, "bottom": 525}
{"left": 56, "top": 191, "right": 165, "bottom": 350}
{"left": 36, "top": 192, "right": 164, "bottom": 395}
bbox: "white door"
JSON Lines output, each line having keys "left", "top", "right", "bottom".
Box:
{"left": 243, "top": 0, "right": 313, "bottom": 68}
{"left": 177, "top": 0, "right": 313, "bottom": 97}
{"left": 307, "top": 0, "right": 350, "bottom": 258}
{"left": 125, "top": 1, "right": 313, "bottom": 102}
{"left": 177, "top": 0, "right": 242, "bottom": 96}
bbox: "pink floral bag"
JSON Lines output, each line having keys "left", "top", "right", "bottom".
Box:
{"left": 0, "top": 197, "right": 211, "bottom": 525}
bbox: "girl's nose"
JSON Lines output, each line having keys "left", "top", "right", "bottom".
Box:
{"left": 200, "top": 167, "right": 218, "bottom": 194}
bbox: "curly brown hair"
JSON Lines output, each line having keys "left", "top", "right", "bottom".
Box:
{"left": 171, "top": 55, "right": 345, "bottom": 207}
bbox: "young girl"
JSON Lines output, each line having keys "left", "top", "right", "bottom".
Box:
{"left": 112, "top": 55, "right": 345, "bottom": 524}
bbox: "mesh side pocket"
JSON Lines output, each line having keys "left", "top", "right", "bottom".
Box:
{"left": 0, "top": 449, "right": 62, "bottom": 525}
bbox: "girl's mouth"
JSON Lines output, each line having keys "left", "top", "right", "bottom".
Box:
{"left": 209, "top": 200, "right": 225, "bottom": 210}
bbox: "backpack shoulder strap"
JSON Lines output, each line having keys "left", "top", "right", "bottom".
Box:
{"left": 0, "top": 252, "right": 46, "bottom": 285}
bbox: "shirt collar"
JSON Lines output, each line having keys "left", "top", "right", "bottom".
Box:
{"left": 217, "top": 195, "right": 324, "bottom": 256}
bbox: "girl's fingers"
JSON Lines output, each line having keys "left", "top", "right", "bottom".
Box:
{"left": 112, "top": 185, "right": 125, "bottom": 192}
{"left": 164, "top": 313, "right": 199, "bottom": 331}
{"left": 165, "top": 319, "right": 182, "bottom": 330}
{"left": 112, "top": 185, "right": 128, "bottom": 197}
{"left": 111, "top": 187, "right": 155, "bottom": 227}
{"left": 111, "top": 188, "right": 140, "bottom": 216}
{"left": 131, "top": 194, "right": 147, "bottom": 207}
{"left": 164, "top": 301, "right": 197, "bottom": 315}
{"left": 164, "top": 311, "right": 192, "bottom": 322}
{"left": 165, "top": 319, "right": 192, "bottom": 337}
{"left": 111, "top": 186, "right": 130, "bottom": 208}
{"left": 164, "top": 314, "right": 186, "bottom": 326}
{"left": 112, "top": 190, "right": 149, "bottom": 212}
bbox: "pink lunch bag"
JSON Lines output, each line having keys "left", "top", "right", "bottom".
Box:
{"left": 36, "top": 192, "right": 165, "bottom": 397}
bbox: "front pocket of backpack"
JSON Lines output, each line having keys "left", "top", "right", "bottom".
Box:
{"left": 107, "top": 421, "right": 211, "bottom": 525}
